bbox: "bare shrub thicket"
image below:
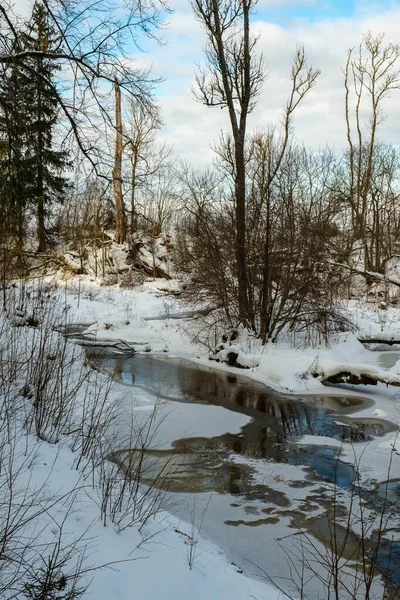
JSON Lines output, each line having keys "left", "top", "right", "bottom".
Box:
{"left": 0, "top": 282, "right": 173, "bottom": 595}
{"left": 0, "top": 290, "right": 93, "bottom": 597}
{"left": 245, "top": 138, "right": 345, "bottom": 344}
{"left": 95, "top": 403, "right": 176, "bottom": 532}
{"left": 2, "top": 285, "right": 93, "bottom": 444}
{"left": 175, "top": 25, "right": 400, "bottom": 343}
{"left": 176, "top": 142, "right": 349, "bottom": 345}
{"left": 0, "top": 462, "right": 91, "bottom": 600}
{"left": 21, "top": 523, "right": 89, "bottom": 600}
{"left": 71, "top": 372, "right": 116, "bottom": 473}
{"left": 57, "top": 181, "right": 114, "bottom": 277}
{"left": 192, "top": 0, "right": 319, "bottom": 328}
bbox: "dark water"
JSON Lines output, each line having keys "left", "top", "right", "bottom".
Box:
{"left": 93, "top": 351, "right": 395, "bottom": 454}
{"left": 88, "top": 351, "right": 398, "bottom": 490}
{"left": 376, "top": 479, "right": 400, "bottom": 503}
{"left": 89, "top": 350, "right": 400, "bottom": 595}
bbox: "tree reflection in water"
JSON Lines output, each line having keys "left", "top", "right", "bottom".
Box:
{"left": 96, "top": 353, "right": 395, "bottom": 476}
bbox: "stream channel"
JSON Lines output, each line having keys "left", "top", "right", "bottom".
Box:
{"left": 88, "top": 349, "right": 400, "bottom": 598}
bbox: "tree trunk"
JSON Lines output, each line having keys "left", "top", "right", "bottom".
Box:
{"left": 37, "top": 195, "right": 46, "bottom": 252}
{"left": 234, "top": 138, "right": 250, "bottom": 327}
{"left": 129, "top": 150, "right": 138, "bottom": 234}
{"left": 113, "top": 76, "right": 126, "bottom": 244}
{"left": 37, "top": 57, "right": 46, "bottom": 253}
{"left": 210, "top": 0, "right": 251, "bottom": 328}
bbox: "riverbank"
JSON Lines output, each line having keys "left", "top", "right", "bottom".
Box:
{"left": 0, "top": 283, "right": 284, "bottom": 600}
{"left": 6, "top": 275, "right": 399, "bottom": 599}
{"left": 60, "top": 276, "right": 400, "bottom": 457}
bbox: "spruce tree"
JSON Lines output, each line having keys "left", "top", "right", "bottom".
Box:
{"left": 0, "top": 1, "right": 70, "bottom": 252}
{"left": 21, "top": 1, "right": 70, "bottom": 252}
{"left": 0, "top": 57, "right": 33, "bottom": 244}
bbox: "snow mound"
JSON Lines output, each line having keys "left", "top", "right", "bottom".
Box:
{"left": 210, "top": 343, "right": 261, "bottom": 369}
{"left": 312, "top": 360, "right": 400, "bottom": 387}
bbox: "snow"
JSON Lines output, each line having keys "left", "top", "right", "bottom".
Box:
{"left": 117, "top": 385, "right": 251, "bottom": 448}
{"left": 7, "top": 274, "right": 400, "bottom": 599}
{"left": 379, "top": 434, "right": 400, "bottom": 453}
{"left": 48, "top": 278, "right": 400, "bottom": 480}
{"left": 0, "top": 283, "right": 285, "bottom": 600}
{"left": 56, "top": 276, "right": 400, "bottom": 425}
{"left": 358, "top": 330, "right": 400, "bottom": 342}
{"left": 296, "top": 434, "right": 345, "bottom": 448}
{"left": 312, "top": 359, "right": 400, "bottom": 385}
{"left": 373, "top": 409, "right": 388, "bottom": 417}
{"left": 11, "top": 438, "right": 282, "bottom": 600}
{"left": 52, "top": 280, "right": 400, "bottom": 394}
{"left": 211, "top": 343, "right": 261, "bottom": 369}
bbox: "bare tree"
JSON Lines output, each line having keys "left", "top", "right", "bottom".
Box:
{"left": 249, "top": 138, "right": 343, "bottom": 344}
{"left": 343, "top": 32, "right": 400, "bottom": 273}
{"left": 192, "top": 0, "right": 266, "bottom": 327}
{"left": 124, "top": 100, "right": 171, "bottom": 234}
{"left": 192, "top": 0, "right": 319, "bottom": 334}
{"left": 176, "top": 142, "right": 345, "bottom": 345}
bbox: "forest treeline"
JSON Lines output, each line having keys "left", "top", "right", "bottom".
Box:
{"left": 1, "top": 0, "right": 400, "bottom": 344}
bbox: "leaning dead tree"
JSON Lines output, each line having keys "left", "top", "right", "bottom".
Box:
{"left": 329, "top": 259, "right": 400, "bottom": 280}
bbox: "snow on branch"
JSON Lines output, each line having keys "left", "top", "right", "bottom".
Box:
{"left": 357, "top": 330, "right": 400, "bottom": 345}
{"left": 327, "top": 260, "right": 400, "bottom": 287}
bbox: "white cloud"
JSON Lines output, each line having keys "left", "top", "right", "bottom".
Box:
{"left": 9, "top": 0, "right": 32, "bottom": 19}
{"left": 148, "top": 3, "right": 400, "bottom": 169}
{"left": 9, "top": 0, "right": 400, "bottom": 170}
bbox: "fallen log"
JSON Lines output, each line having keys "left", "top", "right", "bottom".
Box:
{"left": 69, "top": 337, "right": 138, "bottom": 354}
{"left": 320, "top": 371, "right": 379, "bottom": 386}
{"left": 358, "top": 337, "right": 400, "bottom": 346}
{"left": 327, "top": 260, "right": 400, "bottom": 287}
{"left": 312, "top": 362, "right": 400, "bottom": 387}
{"left": 133, "top": 258, "right": 171, "bottom": 280}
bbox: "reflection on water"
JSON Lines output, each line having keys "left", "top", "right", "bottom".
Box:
{"left": 95, "top": 352, "right": 400, "bottom": 596}
{"left": 377, "top": 351, "right": 400, "bottom": 369}
{"left": 92, "top": 351, "right": 397, "bottom": 496}
{"left": 92, "top": 353, "right": 395, "bottom": 451}
{"left": 376, "top": 479, "right": 400, "bottom": 504}
{"left": 110, "top": 439, "right": 400, "bottom": 590}
{"left": 111, "top": 436, "right": 357, "bottom": 496}
{"left": 93, "top": 352, "right": 398, "bottom": 489}
{"left": 111, "top": 445, "right": 285, "bottom": 497}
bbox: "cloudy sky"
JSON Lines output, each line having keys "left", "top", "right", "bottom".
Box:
{"left": 137, "top": 0, "right": 400, "bottom": 168}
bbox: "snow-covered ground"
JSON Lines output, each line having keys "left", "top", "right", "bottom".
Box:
{"left": 1, "top": 280, "right": 288, "bottom": 600}
{"left": 10, "top": 437, "right": 283, "bottom": 600}
{"left": 55, "top": 275, "right": 400, "bottom": 483}
{"left": 4, "top": 274, "right": 400, "bottom": 599}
